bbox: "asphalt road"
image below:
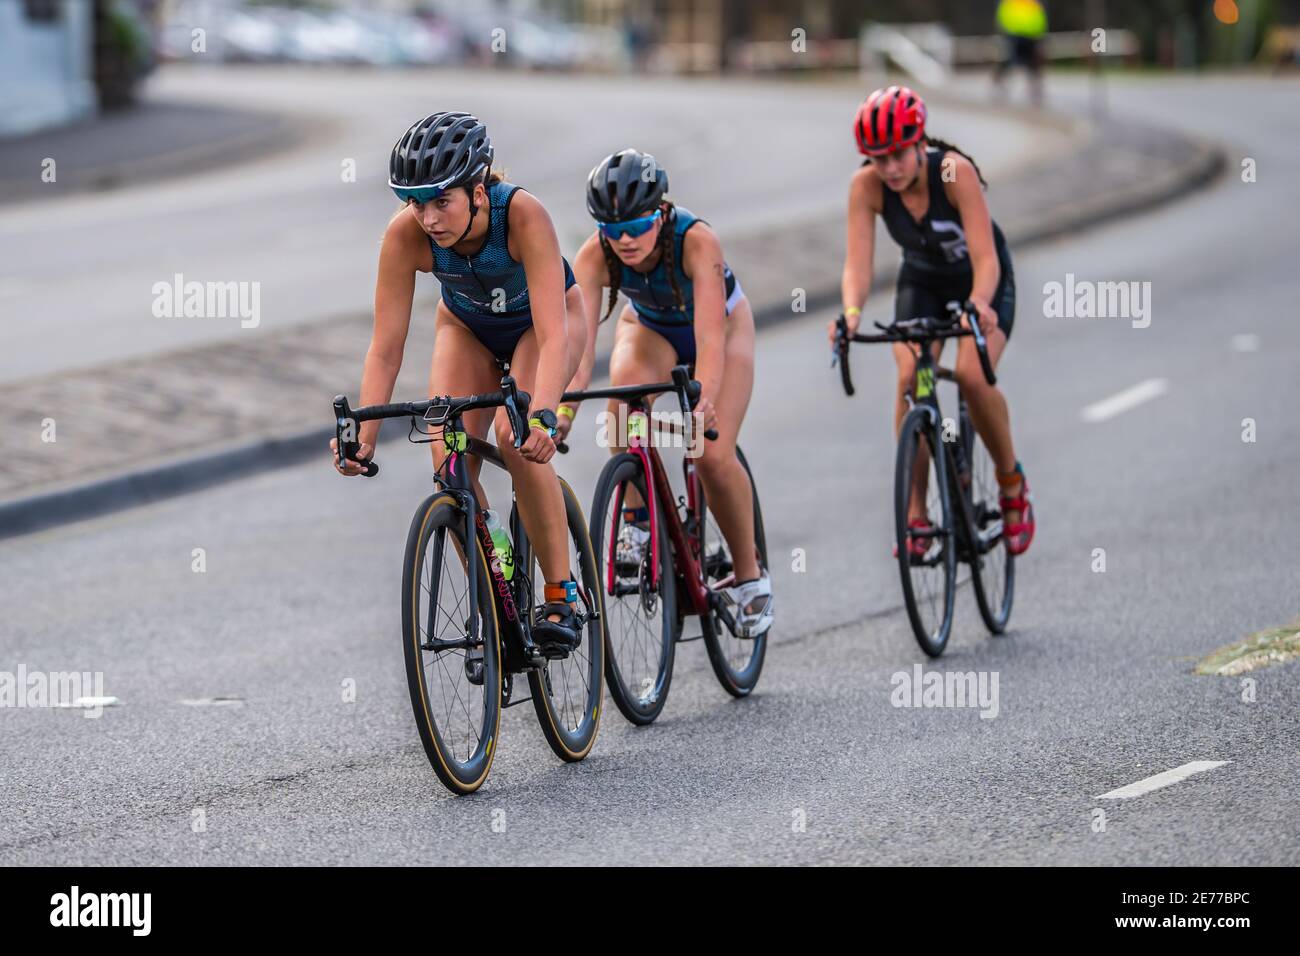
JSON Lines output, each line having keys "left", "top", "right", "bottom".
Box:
{"left": 1, "top": 73, "right": 1297, "bottom": 865}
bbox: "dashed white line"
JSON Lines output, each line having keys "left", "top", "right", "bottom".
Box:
{"left": 1080, "top": 377, "right": 1169, "bottom": 423}
{"left": 179, "top": 697, "right": 245, "bottom": 707}
{"left": 1095, "top": 760, "right": 1230, "bottom": 800}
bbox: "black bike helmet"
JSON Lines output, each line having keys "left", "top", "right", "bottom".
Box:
{"left": 586, "top": 148, "right": 668, "bottom": 221}
{"left": 390, "top": 111, "right": 494, "bottom": 191}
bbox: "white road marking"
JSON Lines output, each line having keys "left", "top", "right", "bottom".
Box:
{"left": 1095, "top": 760, "right": 1230, "bottom": 800}
{"left": 54, "top": 696, "right": 120, "bottom": 708}
{"left": 1080, "top": 377, "right": 1169, "bottom": 423}
{"left": 179, "top": 697, "right": 245, "bottom": 707}
{"left": 1230, "top": 334, "right": 1259, "bottom": 352}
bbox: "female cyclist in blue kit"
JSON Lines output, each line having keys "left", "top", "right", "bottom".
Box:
{"left": 333, "top": 111, "right": 587, "bottom": 649}
{"left": 565, "top": 148, "right": 773, "bottom": 638}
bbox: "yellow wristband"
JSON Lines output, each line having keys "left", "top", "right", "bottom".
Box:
{"left": 844, "top": 307, "right": 862, "bottom": 317}
{"left": 558, "top": 405, "right": 576, "bottom": 421}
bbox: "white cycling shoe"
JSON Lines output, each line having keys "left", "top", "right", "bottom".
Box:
{"left": 615, "top": 523, "right": 651, "bottom": 580}
{"left": 720, "top": 569, "right": 774, "bottom": 639}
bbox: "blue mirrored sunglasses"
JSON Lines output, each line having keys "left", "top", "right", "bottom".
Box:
{"left": 391, "top": 183, "right": 448, "bottom": 204}
{"left": 596, "top": 210, "right": 662, "bottom": 240}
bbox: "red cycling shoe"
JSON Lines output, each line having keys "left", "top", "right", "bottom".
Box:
{"left": 997, "top": 462, "right": 1035, "bottom": 556}
{"left": 893, "top": 517, "right": 934, "bottom": 561}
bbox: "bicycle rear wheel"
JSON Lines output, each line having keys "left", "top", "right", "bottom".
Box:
{"left": 520, "top": 478, "right": 605, "bottom": 761}
{"left": 590, "top": 453, "right": 677, "bottom": 724}
{"left": 895, "top": 409, "right": 956, "bottom": 657}
{"left": 698, "top": 446, "right": 768, "bottom": 697}
{"left": 402, "top": 493, "right": 502, "bottom": 795}
{"left": 964, "top": 416, "right": 1015, "bottom": 634}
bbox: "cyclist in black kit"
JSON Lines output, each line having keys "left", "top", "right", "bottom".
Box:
{"left": 828, "top": 85, "right": 1035, "bottom": 555}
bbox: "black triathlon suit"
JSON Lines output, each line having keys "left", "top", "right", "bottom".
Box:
{"left": 879, "top": 147, "right": 1015, "bottom": 339}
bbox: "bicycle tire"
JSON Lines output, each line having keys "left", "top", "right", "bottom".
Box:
{"left": 962, "top": 415, "right": 1015, "bottom": 634}
{"left": 589, "top": 453, "right": 677, "bottom": 724}
{"left": 698, "top": 445, "right": 769, "bottom": 697}
{"left": 524, "top": 477, "right": 606, "bottom": 761}
{"left": 895, "top": 409, "right": 956, "bottom": 657}
{"left": 401, "top": 492, "right": 502, "bottom": 795}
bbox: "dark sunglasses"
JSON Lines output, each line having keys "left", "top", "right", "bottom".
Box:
{"left": 596, "top": 210, "right": 662, "bottom": 240}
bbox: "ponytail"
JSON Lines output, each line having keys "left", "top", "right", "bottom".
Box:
{"left": 925, "top": 137, "right": 988, "bottom": 189}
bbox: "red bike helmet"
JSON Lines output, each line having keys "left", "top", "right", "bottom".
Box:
{"left": 854, "top": 85, "right": 927, "bottom": 156}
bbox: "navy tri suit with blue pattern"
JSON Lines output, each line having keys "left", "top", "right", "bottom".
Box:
{"left": 430, "top": 179, "right": 576, "bottom": 361}
{"left": 612, "top": 206, "right": 744, "bottom": 365}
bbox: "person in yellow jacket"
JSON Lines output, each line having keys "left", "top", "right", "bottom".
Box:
{"left": 993, "top": 0, "right": 1047, "bottom": 106}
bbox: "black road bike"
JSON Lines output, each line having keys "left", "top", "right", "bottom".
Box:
{"left": 333, "top": 370, "right": 604, "bottom": 795}
{"left": 833, "top": 301, "right": 1013, "bottom": 657}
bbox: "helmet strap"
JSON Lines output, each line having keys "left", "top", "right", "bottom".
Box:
{"left": 455, "top": 193, "right": 480, "bottom": 247}
{"left": 906, "top": 144, "right": 925, "bottom": 191}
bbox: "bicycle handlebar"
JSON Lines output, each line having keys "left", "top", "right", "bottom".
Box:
{"left": 562, "top": 364, "right": 718, "bottom": 444}
{"left": 332, "top": 376, "right": 533, "bottom": 477}
{"left": 832, "top": 300, "right": 996, "bottom": 397}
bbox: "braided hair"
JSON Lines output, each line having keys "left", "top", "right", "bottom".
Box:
{"left": 597, "top": 200, "right": 685, "bottom": 321}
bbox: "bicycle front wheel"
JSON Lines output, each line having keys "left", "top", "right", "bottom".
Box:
{"left": 698, "top": 445, "right": 768, "bottom": 697}
{"left": 523, "top": 477, "right": 605, "bottom": 762}
{"left": 895, "top": 409, "right": 956, "bottom": 657}
{"left": 590, "top": 452, "right": 677, "bottom": 725}
{"left": 402, "top": 493, "right": 502, "bottom": 795}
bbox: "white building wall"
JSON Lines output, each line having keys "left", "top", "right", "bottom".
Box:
{"left": 0, "top": 0, "right": 97, "bottom": 138}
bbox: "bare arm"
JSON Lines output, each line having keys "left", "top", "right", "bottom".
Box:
{"left": 681, "top": 223, "right": 727, "bottom": 405}
{"left": 357, "top": 209, "right": 423, "bottom": 449}
{"left": 943, "top": 152, "right": 1000, "bottom": 327}
{"left": 509, "top": 190, "right": 569, "bottom": 419}
{"left": 567, "top": 232, "right": 611, "bottom": 405}
{"left": 840, "top": 166, "right": 880, "bottom": 335}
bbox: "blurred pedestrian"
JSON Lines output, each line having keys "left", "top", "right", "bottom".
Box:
{"left": 992, "top": 0, "right": 1047, "bottom": 107}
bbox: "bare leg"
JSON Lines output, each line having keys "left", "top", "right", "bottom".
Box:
{"left": 430, "top": 303, "right": 501, "bottom": 506}
{"left": 953, "top": 327, "right": 1025, "bottom": 524}
{"left": 496, "top": 284, "right": 585, "bottom": 589}
{"left": 607, "top": 305, "right": 676, "bottom": 511}
{"left": 693, "top": 298, "right": 759, "bottom": 582}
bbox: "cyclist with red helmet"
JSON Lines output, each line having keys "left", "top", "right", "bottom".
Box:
{"left": 828, "top": 85, "right": 1035, "bottom": 555}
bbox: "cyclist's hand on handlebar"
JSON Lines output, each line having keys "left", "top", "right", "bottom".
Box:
{"left": 964, "top": 299, "right": 998, "bottom": 337}
{"left": 828, "top": 310, "right": 860, "bottom": 346}
{"left": 519, "top": 424, "right": 558, "bottom": 465}
{"left": 330, "top": 438, "right": 374, "bottom": 476}
{"left": 554, "top": 410, "right": 575, "bottom": 444}
{"left": 694, "top": 395, "right": 719, "bottom": 435}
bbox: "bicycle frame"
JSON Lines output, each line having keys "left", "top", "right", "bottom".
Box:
{"left": 606, "top": 402, "right": 713, "bottom": 619}
{"left": 429, "top": 416, "right": 551, "bottom": 678}
{"left": 836, "top": 307, "right": 1001, "bottom": 565}
{"left": 902, "top": 346, "right": 1002, "bottom": 564}
{"left": 562, "top": 367, "right": 718, "bottom": 624}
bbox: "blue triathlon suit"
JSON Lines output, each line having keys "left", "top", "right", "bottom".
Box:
{"left": 878, "top": 147, "right": 1016, "bottom": 339}
{"left": 429, "top": 180, "right": 576, "bottom": 362}
{"left": 614, "top": 206, "right": 744, "bottom": 365}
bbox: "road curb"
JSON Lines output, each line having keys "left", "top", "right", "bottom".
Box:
{"left": 0, "top": 113, "right": 1226, "bottom": 542}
